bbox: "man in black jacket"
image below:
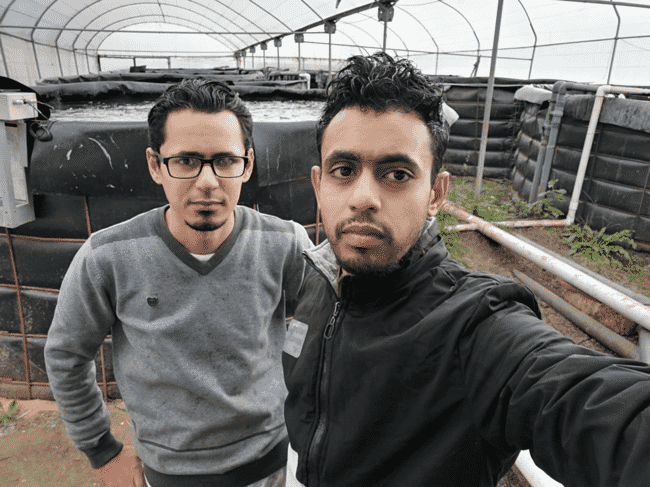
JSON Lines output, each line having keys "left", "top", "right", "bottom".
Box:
{"left": 282, "top": 52, "right": 650, "bottom": 487}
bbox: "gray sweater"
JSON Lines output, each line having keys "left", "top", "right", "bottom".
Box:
{"left": 45, "top": 205, "right": 312, "bottom": 476}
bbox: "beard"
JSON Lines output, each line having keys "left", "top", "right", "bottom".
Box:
{"left": 332, "top": 215, "right": 425, "bottom": 278}
{"left": 186, "top": 211, "right": 226, "bottom": 232}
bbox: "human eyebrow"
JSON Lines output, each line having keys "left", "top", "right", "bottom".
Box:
{"left": 323, "top": 151, "right": 361, "bottom": 168}
{"left": 374, "top": 154, "right": 419, "bottom": 169}
{"left": 174, "top": 151, "right": 239, "bottom": 159}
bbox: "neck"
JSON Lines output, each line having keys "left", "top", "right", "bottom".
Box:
{"left": 165, "top": 208, "right": 235, "bottom": 254}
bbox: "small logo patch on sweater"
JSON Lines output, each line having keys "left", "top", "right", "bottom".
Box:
{"left": 284, "top": 319, "right": 309, "bottom": 358}
{"left": 147, "top": 297, "right": 158, "bottom": 307}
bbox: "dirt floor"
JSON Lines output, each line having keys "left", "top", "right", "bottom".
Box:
{"left": 0, "top": 398, "right": 132, "bottom": 486}
{"left": 0, "top": 206, "right": 648, "bottom": 486}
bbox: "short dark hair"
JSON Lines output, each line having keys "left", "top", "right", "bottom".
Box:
{"left": 316, "top": 52, "right": 448, "bottom": 183}
{"left": 147, "top": 78, "right": 253, "bottom": 155}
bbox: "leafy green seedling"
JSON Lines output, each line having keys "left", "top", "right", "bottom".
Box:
{"left": 1, "top": 399, "right": 20, "bottom": 426}
{"left": 562, "top": 225, "right": 639, "bottom": 271}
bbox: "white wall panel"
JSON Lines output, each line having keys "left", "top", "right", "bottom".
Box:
{"left": 34, "top": 43, "right": 61, "bottom": 80}
{"left": 1, "top": 35, "right": 39, "bottom": 85}
{"left": 58, "top": 48, "right": 78, "bottom": 77}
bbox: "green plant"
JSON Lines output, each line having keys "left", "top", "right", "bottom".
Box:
{"left": 562, "top": 224, "right": 640, "bottom": 271}
{"left": 509, "top": 180, "right": 566, "bottom": 219}
{"left": 1, "top": 399, "right": 20, "bottom": 426}
{"left": 446, "top": 177, "right": 513, "bottom": 222}
{"left": 436, "top": 210, "right": 466, "bottom": 264}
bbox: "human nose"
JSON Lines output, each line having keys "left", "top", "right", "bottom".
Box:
{"left": 194, "top": 162, "right": 221, "bottom": 188}
{"left": 348, "top": 168, "right": 380, "bottom": 213}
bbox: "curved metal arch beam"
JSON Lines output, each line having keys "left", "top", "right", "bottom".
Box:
{"left": 0, "top": 1, "right": 20, "bottom": 24}
{"left": 333, "top": 21, "right": 375, "bottom": 56}
{"left": 197, "top": 0, "right": 275, "bottom": 47}
{"left": 299, "top": 0, "right": 323, "bottom": 20}
{"left": 244, "top": 0, "right": 294, "bottom": 32}
{"left": 438, "top": 0, "right": 481, "bottom": 75}
{"left": 297, "top": 1, "right": 369, "bottom": 56}
{"left": 516, "top": 0, "right": 537, "bottom": 79}
{"left": 50, "top": 0, "right": 250, "bottom": 51}
{"left": 71, "top": 5, "right": 240, "bottom": 53}
{"left": 396, "top": 4, "right": 439, "bottom": 73}
{"left": 71, "top": 1, "right": 241, "bottom": 52}
{"left": 3, "top": 0, "right": 47, "bottom": 79}
{"left": 357, "top": 11, "right": 409, "bottom": 58}
{"left": 239, "top": 2, "right": 377, "bottom": 54}
{"left": 83, "top": 15, "right": 238, "bottom": 54}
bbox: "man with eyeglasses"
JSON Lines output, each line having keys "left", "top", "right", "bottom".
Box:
{"left": 45, "top": 79, "right": 312, "bottom": 487}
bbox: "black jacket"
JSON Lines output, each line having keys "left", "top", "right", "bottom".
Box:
{"left": 282, "top": 218, "right": 650, "bottom": 487}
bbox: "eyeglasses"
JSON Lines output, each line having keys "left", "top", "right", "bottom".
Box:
{"left": 156, "top": 153, "right": 249, "bottom": 179}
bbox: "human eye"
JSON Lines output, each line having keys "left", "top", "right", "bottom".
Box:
{"left": 329, "top": 164, "right": 355, "bottom": 179}
{"left": 172, "top": 156, "right": 199, "bottom": 167}
{"left": 214, "top": 156, "right": 239, "bottom": 167}
{"left": 384, "top": 169, "right": 413, "bottom": 183}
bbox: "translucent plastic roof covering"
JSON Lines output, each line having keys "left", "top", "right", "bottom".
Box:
{"left": 1, "top": 0, "right": 650, "bottom": 84}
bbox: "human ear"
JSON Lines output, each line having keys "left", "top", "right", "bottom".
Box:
{"left": 242, "top": 148, "right": 254, "bottom": 183}
{"left": 311, "top": 165, "right": 322, "bottom": 208}
{"left": 146, "top": 148, "right": 164, "bottom": 185}
{"left": 427, "top": 171, "right": 449, "bottom": 217}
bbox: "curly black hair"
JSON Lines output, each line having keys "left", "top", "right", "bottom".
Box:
{"left": 316, "top": 52, "right": 448, "bottom": 183}
{"left": 147, "top": 78, "right": 253, "bottom": 155}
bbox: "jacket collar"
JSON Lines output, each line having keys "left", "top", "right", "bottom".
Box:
{"left": 304, "top": 217, "right": 448, "bottom": 299}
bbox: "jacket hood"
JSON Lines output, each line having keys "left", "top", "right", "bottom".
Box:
{"left": 303, "top": 217, "right": 451, "bottom": 301}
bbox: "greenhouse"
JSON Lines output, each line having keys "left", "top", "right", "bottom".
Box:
{"left": 1, "top": 1, "right": 650, "bottom": 486}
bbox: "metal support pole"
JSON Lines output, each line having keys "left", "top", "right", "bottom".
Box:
{"left": 0, "top": 36, "right": 9, "bottom": 77}
{"left": 328, "top": 33, "right": 332, "bottom": 87}
{"left": 298, "top": 42, "right": 301, "bottom": 71}
{"left": 474, "top": 0, "right": 505, "bottom": 197}
{"left": 31, "top": 42, "right": 42, "bottom": 81}
{"left": 277, "top": 45, "right": 280, "bottom": 69}
{"left": 383, "top": 20, "right": 388, "bottom": 52}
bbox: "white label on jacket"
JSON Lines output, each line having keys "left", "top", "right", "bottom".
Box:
{"left": 284, "top": 319, "right": 309, "bottom": 358}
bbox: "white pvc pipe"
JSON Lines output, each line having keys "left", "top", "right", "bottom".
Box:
{"left": 566, "top": 84, "right": 650, "bottom": 224}
{"left": 566, "top": 85, "right": 609, "bottom": 225}
{"left": 515, "top": 450, "right": 564, "bottom": 487}
{"left": 443, "top": 202, "right": 650, "bottom": 332}
{"left": 640, "top": 329, "right": 650, "bottom": 363}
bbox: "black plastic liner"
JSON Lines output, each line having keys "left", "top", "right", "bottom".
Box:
{"left": 512, "top": 93, "right": 650, "bottom": 243}
{"left": 6, "top": 78, "right": 650, "bottom": 398}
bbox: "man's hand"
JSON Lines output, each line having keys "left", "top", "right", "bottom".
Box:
{"left": 95, "top": 445, "right": 145, "bottom": 487}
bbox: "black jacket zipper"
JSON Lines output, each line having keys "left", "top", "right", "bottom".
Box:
{"left": 305, "top": 300, "right": 341, "bottom": 486}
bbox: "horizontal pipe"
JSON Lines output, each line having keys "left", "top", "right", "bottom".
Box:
{"left": 443, "top": 201, "right": 650, "bottom": 332}
{"left": 512, "top": 269, "right": 640, "bottom": 361}
{"left": 515, "top": 450, "right": 563, "bottom": 487}
{"left": 445, "top": 219, "right": 569, "bottom": 232}
{"left": 512, "top": 233, "right": 650, "bottom": 307}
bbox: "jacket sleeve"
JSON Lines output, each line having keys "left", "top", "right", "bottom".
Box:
{"left": 284, "top": 223, "right": 314, "bottom": 317}
{"left": 44, "top": 240, "right": 123, "bottom": 469}
{"left": 459, "top": 281, "right": 650, "bottom": 487}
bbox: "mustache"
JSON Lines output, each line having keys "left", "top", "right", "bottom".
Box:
{"left": 335, "top": 216, "right": 391, "bottom": 241}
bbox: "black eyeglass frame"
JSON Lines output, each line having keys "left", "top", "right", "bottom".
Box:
{"left": 156, "top": 153, "right": 250, "bottom": 179}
